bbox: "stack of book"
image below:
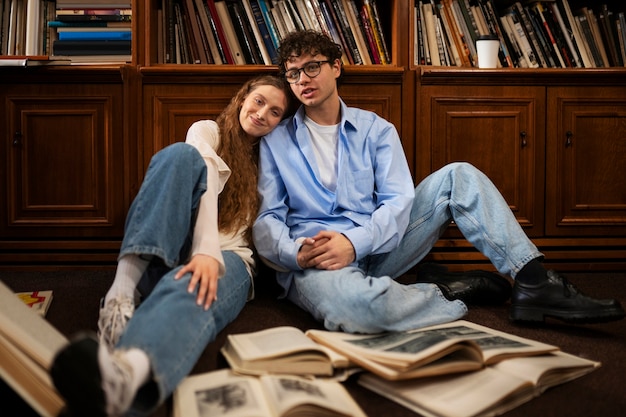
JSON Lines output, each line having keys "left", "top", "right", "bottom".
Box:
{"left": 158, "top": 0, "right": 391, "bottom": 65}
{"left": 413, "top": 0, "right": 626, "bottom": 68}
{"left": 187, "top": 320, "right": 602, "bottom": 417}
{"left": 50, "top": 0, "right": 132, "bottom": 63}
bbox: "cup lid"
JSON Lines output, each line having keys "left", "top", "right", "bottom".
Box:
{"left": 477, "top": 34, "right": 499, "bottom": 41}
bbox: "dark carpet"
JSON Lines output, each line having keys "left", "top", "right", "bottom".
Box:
{"left": 1, "top": 268, "right": 624, "bottom": 417}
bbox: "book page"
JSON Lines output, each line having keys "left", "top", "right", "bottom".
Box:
{"left": 226, "top": 326, "right": 330, "bottom": 360}
{"left": 173, "top": 369, "right": 272, "bottom": 417}
{"left": 260, "top": 374, "right": 367, "bottom": 417}
{"left": 359, "top": 367, "right": 535, "bottom": 417}
{"left": 491, "top": 351, "right": 600, "bottom": 393}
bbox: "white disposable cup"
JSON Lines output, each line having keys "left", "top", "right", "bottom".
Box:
{"left": 476, "top": 36, "right": 500, "bottom": 68}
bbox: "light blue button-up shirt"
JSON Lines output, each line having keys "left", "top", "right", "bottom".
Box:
{"left": 253, "top": 100, "right": 415, "bottom": 289}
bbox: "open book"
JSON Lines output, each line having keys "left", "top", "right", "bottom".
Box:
{"left": 173, "top": 368, "right": 367, "bottom": 417}
{"left": 358, "top": 351, "right": 600, "bottom": 417}
{"left": 221, "top": 326, "right": 352, "bottom": 377}
{"left": 0, "top": 281, "right": 68, "bottom": 417}
{"left": 305, "top": 320, "right": 558, "bottom": 380}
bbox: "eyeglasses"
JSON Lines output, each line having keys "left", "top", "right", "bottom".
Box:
{"left": 283, "top": 60, "right": 331, "bottom": 84}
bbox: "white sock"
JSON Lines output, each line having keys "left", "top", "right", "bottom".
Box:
{"left": 105, "top": 255, "right": 150, "bottom": 304}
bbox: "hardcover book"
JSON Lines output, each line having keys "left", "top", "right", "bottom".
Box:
{"left": 221, "top": 326, "right": 352, "bottom": 377}
{"left": 305, "top": 320, "right": 559, "bottom": 381}
{"left": 0, "top": 281, "right": 67, "bottom": 417}
{"left": 358, "top": 351, "right": 600, "bottom": 417}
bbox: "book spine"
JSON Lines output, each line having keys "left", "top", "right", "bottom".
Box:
{"left": 575, "top": 13, "right": 603, "bottom": 67}
{"left": 330, "top": 0, "right": 362, "bottom": 64}
{"left": 249, "top": 0, "right": 278, "bottom": 64}
{"left": 422, "top": 2, "right": 440, "bottom": 66}
{"left": 367, "top": 0, "right": 390, "bottom": 64}
{"left": 257, "top": 0, "right": 281, "bottom": 51}
{"left": 513, "top": 1, "right": 548, "bottom": 68}
{"left": 362, "top": 0, "right": 388, "bottom": 64}
{"left": 550, "top": 1, "right": 582, "bottom": 67}
{"left": 207, "top": 0, "right": 235, "bottom": 63}
{"left": 225, "top": 0, "right": 258, "bottom": 63}
{"left": 214, "top": 0, "right": 246, "bottom": 64}
{"left": 358, "top": 5, "right": 380, "bottom": 64}
{"left": 506, "top": 8, "right": 539, "bottom": 67}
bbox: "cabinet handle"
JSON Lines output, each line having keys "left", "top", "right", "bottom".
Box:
{"left": 13, "top": 131, "right": 22, "bottom": 147}
{"left": 520, "top": 131, "right": 527, "bottom": 148}
{"left": 565, "top": 131, "right": 573, "bottom": 147}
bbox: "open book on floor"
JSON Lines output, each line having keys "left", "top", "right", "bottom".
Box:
{"left": 0, "top": 280, "right": 68, "bottom": 417}
{"left": 358, "top": 350, "right": 600, "bottom": 417}
{"left": 221, "top": 326, "right": 353, "bottom": 377}
{"left": 305, "top": 320, "right": 559, "bottom": 380}
{"left": 173, "top": 368, "right": 367, "bottom": 417}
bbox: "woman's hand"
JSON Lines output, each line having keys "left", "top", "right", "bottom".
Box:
{"left": 175, "top": 254, "right": 221, "bottom": 310}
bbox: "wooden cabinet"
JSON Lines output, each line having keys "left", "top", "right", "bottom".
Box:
{"left": 0, "top": 67, "right": 129, "bottom": 267}
{"left": 417, "top": 68, "right": 626, "bottom": 270}
{"left": 547, "top": 86, "right": 626, "bottom": 236}
{"left": 418, "top": 81, "right": 545, "bottom": 236}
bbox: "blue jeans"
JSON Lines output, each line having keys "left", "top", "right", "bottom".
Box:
{"left": 114, "top": 143, "right": 251, "bottom": 416}
{"left": 285, "top": 162, "right": 543, "bottom": 334}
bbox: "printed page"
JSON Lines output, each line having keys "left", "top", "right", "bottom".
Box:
{"left": 173, "top": 369, "right": 272, "bottom": 417}
{"left": 359, "top": 366, "right": 535, "bottom": 417}
{"left": 261, "top": 374, "right": 367, "bottom": 417}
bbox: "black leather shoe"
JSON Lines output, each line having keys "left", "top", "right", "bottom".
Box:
{"left": 415, "top": 263, "right": 512, "bottom": 305}
{"left": 510, "top": 270, "right": 626, "bottom": 324}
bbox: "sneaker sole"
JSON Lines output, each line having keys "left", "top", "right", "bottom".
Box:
{"left": 50, "top": 332, "right": 107, "bottom": 417}
{"left": 510, "top": 305, "right": 626, "bottom": 324}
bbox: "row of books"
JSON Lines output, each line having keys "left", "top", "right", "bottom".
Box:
{"left": 414, "top": 0, "right": 626, "bottom": 68}
{"left": 0, "top": 0, "right": 131, "bottom": 63}
{"left": 160, "top": 0, "right": 390, "bottom": 65}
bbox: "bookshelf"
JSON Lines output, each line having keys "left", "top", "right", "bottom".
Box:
{"left": 1, "top": 0, "right": 625, "bottom": 271}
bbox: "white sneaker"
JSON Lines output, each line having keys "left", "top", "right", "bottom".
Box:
{"left": 98, "top": 342, "right": 135, "bottom": 416}
{"left": 98, "top": 297, "right": 134, "bottom": 349}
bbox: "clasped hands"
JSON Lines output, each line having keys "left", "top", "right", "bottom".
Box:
{"left": 297, "top": 230, "right": 356, "bottom": 270}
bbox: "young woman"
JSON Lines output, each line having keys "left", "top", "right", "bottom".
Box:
{"left": 51, "top": 75, "right": 295, "bottom": 417}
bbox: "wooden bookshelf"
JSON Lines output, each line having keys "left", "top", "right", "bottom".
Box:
{"left": 1, "top": 0, "right": 625, "bottom": 270}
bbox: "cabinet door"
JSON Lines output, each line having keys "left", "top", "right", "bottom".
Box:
{"left": 1, "top": 84, "right": 125, "bottom": 238}
{"left": 547, "top": 87, "right": 626, "bottom": 236}
{"left": 420, "top": 86, "right": 545, "bottom": 236}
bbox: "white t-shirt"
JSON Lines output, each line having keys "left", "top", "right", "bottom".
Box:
{"left": 304, "top": 115, "right": 339, "bottom": 192}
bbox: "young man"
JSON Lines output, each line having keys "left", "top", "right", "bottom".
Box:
{"left": 253, "top": 30, "right": 624, "bottom": 334}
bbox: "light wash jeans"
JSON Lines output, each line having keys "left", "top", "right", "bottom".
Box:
{"left": 114, "top": 143, "right": 251, "bottom": 416}
{"left": 285, "top": 162, "right": 543, "bottom": 334}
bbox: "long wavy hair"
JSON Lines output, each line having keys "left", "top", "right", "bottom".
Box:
{"left": 215, "top": 75, "right": 295, "bottom": 243}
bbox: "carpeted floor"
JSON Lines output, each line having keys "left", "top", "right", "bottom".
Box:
{"left": 1, "top": 268, "right": 624, "bottom": 417}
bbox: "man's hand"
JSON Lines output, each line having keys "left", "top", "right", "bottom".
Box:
{"left": 175, "top": 254, "right": 220, "bottom": 310}
{"left": 297, "top": 231, "right": 355, "bottom": 270}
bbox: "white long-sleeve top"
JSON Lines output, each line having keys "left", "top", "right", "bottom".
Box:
{"left": 184, "top": 120, "right": 255, "bottom": 281}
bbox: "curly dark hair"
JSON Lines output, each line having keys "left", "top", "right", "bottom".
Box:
{"left": 277, "top": 30, "right": 343, "bottom": 79}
